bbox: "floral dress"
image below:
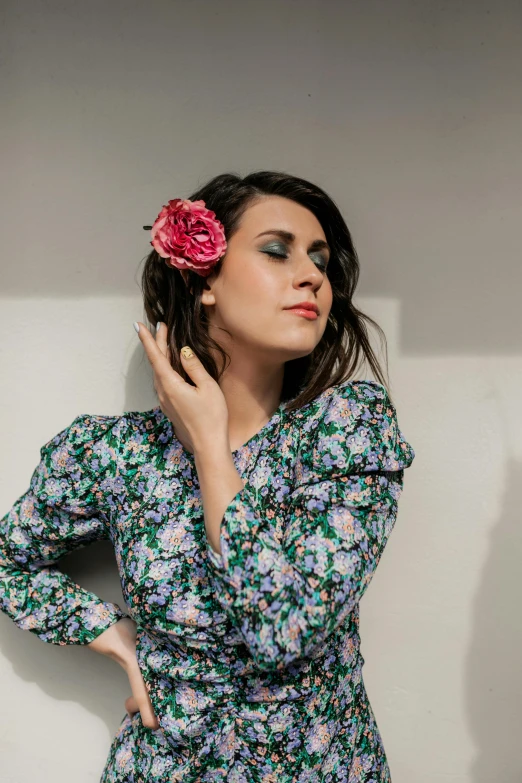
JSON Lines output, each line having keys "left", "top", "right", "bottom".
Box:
{"left": 0, "top": 379, "right": 415, "bottom": 783}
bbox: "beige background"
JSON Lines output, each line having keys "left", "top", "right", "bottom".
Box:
{"left": 1, "top": 1, "right": 521, "bottom": 781}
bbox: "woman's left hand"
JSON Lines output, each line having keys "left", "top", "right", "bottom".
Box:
{"left": 133, "top": 321, "right": 229, "bottom": 455}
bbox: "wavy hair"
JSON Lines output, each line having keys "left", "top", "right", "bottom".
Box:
{"left": 139, "top": 170, "right": 392, "bottom": 413}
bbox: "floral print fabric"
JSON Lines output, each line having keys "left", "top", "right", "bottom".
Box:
{"left": 0, "top": 380, "right": 415, "bottom": 782}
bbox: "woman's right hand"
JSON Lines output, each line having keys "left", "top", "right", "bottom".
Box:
{"left": 87, "top": 617, "right": 160, "bottom": 729}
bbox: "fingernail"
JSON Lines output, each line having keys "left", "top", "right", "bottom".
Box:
{"left": 156, "top": 321, "right": 161, "bottom": 332}
{"left": 133, "top": 322, "right": 140, "bottom": 334}
{"left": 181, "top": 346, "right": 194, "bottom": 359}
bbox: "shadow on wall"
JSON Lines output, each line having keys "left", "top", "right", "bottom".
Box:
{"left": 466, "top": 457, "right": 522, "bottom": 782}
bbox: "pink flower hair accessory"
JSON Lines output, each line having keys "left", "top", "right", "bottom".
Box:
{"left": 143, "top": 198, "right": 227, "bottom": 278}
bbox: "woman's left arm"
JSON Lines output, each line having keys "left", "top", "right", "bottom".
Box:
{"left": 198, "top": 384, "right": 416, "bottom": 673}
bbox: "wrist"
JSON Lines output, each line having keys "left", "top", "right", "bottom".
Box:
{"left": 87, "top": 617, "right": 137, "bottom": 669}
{"left": 193, "top": 439, "right": 231, "bottom": 464}
{"left": 108, "top": 645, "right": 136, "bottom": 671}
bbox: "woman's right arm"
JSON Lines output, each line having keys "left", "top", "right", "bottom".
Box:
{"left": 0, "top": 414, "right": 129, "bottom": 645}
{"left": 0, "top": 412, "right": 159, "bottom": 727}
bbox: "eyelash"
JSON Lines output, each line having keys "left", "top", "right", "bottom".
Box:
{"left": 264, "top": 250, "right": 328, "bottom": 273}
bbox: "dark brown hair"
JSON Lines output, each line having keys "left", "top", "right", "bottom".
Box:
{"left": 139, "top": 170, "right": 392, "bottom": 414}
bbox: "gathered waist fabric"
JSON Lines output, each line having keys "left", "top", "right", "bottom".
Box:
{"left": 135, "top": 624, "right": 361, "bottom": 711}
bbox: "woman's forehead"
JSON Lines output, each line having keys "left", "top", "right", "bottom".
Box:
{"left": 237, "top": 197, "right": 326, "bottom": 240}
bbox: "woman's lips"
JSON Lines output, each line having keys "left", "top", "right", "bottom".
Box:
{"left": 286, "top": 308, "right": 319, "bottom": 320}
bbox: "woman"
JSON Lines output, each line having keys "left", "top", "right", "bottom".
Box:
{"left": 0, "top": 170, "right": 415, "bottom": 782}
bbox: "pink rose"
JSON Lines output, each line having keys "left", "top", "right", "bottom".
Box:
{"left": 150, "top": 198, "right": 227, "bottom": 277}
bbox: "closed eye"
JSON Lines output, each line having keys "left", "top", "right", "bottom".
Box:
{"left": 263, "top": 251, "right": 287, "bottom": 260}
{"left": 262, "top": 250, "right": 328, "bottom": 272}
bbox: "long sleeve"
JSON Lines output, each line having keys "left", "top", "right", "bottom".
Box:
{"left": 0, "top": 413, "right": 130, "bottom": 645}
{"left": 204, "top": 381, "right": 416, "bottom": 672}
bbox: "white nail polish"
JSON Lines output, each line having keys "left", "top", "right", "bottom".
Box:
{"left": 156, "top": 321, "right": 161, "bottom": 332}
{"left": 133, "top": 322, "right": 140, "bottom": 334}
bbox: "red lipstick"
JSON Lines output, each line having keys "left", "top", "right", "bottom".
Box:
{"left": 284, "top": 301, "right": 319, "bottom": 320}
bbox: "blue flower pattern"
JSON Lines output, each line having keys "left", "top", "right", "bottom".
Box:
{"left": 0, "top": 380, "right": 415, "bottom": 782}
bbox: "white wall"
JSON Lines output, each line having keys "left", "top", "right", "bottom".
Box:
{"left": 1, "top": 1, "right": 521, "bottom": 781}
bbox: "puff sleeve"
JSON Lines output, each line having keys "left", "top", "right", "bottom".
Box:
{"left": 0, "top": 413, "right": 130, "bottom": 646}
{"left": 204, "top": 381, "right": 416, "bottom": 672}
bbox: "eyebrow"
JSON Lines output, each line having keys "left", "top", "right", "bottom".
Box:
{"left": 255, "top": 229, "right": 330, "bottom": 254}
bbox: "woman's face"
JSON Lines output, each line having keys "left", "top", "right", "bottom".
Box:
{"left": 198, "top": 196, "right": 333, "bottom": 364}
